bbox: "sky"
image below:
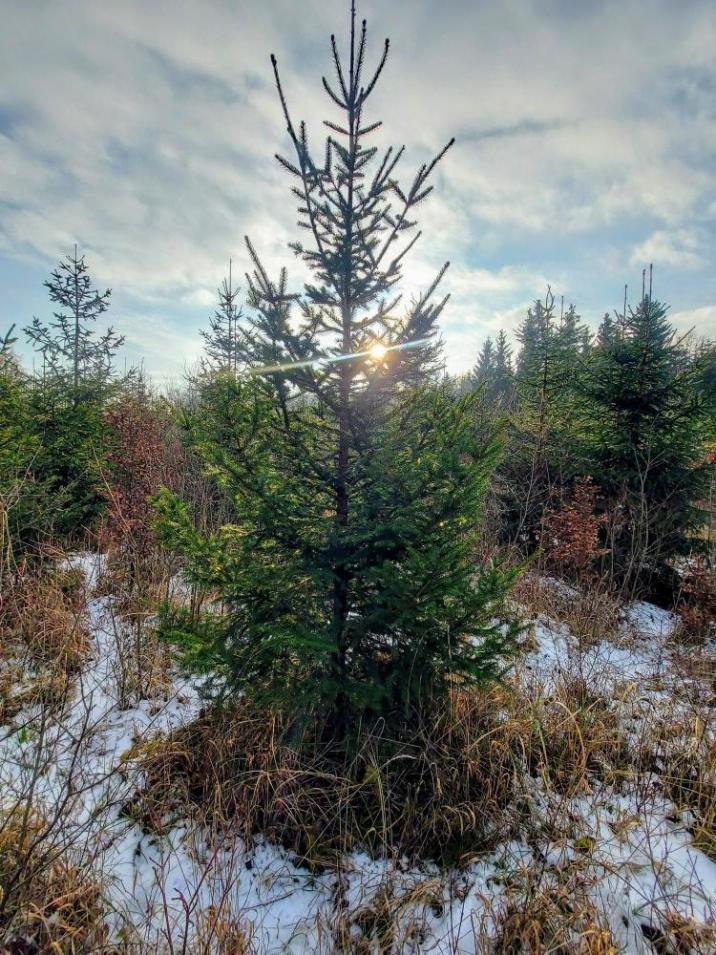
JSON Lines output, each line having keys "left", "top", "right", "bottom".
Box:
{"left": 1, "top": 0, "right": 715, "bottom": 382}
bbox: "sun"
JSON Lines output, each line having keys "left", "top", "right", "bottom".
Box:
{"left": 369, "top": 342, "right": 387, "bottom": 361}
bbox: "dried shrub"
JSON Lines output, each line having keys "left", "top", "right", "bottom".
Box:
{"left": 677, "top": 557, "right": 716, "bottom": 642}
{"left": 100, "top": 397, "right": 179, "bottom": 601}
{"left": 541, "top": 477, "right": 608, "bottom": 580}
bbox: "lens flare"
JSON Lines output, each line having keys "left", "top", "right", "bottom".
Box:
{"left": 249, "top": 338, "right": 430, "bottom": 377}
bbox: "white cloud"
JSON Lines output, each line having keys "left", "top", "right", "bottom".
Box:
{"left": 670, "top": 305, "right": 716, "bottom": 340}
{"left": 1, "top": 0, "right": 715, "bottom": 376}
{"left": 119, "top": 310, "right": 203, "bottom": 374}
{"left": 631, "top": 229, "right": 707, "bottom": 270}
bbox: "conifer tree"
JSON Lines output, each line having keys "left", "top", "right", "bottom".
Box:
{"left": 200, "top": 261, "right": 243, "bottom": 372}
{"left": 503, "top": 290, "right": 588, "bottom": 543}
{"left": 556, "top": 303, "right": 590, "bottom": 371}
{"left": 24, "top": 249, "right": 124, "bottom": 537}
{"left": 583, "top": 296, "right": 714, "bottom": 596}
{"left": 156, "top": 2, "right": 520, "bottom": 738}
{"left": 596, "top": 312, "right": 615, "bottom": 348}
{"left": 473, "top": 337, "right": 495, "bottom": 388}
{"left": 0, "top": 327, "right": 58, "bottom": 563}
{"left": 25, "top": 246, "right": 122, "bottom": 389}
{"left": 493, "top": 329, "right": 513, "bottom": 403}
{"left": 472, "top": 331, "right": 513, "bottom": 405}
{"left": 515, "top": 295, "right": 548, "bottom": 381}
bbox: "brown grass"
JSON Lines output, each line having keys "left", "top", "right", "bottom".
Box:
{"left": 0, "top": 564, "right": 90, "bottom": 675}
{"left": 513, "top": 573, "right": 623, "bottom": 649}
{"left": 0, "top": 806, "right": 107, "bottom": 954}
{"left": 128, "top": 670, "right": 639, "bottom": 873}
{"left": 491, "top": 881, "right": 620, "bottom": 955}
{"left": 0, "top": 562, "right": 91, "bottom": 724}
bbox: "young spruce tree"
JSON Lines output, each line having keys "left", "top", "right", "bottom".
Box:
{"left": 583, "top": 296, "right": 714, "bottom": 597}
{"left": 200, "top": 261, "right": 243, "bottom": 373}
{"left": 24, "top": 248, "right": 125, "bottom": 537}
{"left": 25, "top": 246, "right": 122, "bottom": 390}
{"left": 156, "top": 3, "right": 521, "bottom": 739}
{"left": 503, "top": 290, "right": 589, "bottom": 544}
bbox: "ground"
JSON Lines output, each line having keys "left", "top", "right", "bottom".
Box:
{"left": 1, "top": 555, "right": 714, "bottom": 953}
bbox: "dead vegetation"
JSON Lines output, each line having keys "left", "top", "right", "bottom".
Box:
{"left": 0, "top": 557, "right": 91, "bottom": 723}
{"left": 0, "top": 806, "right": 107, "bottom": 955}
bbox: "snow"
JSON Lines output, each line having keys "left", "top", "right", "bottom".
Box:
{"left": 1, "top": 556, "right": 714, "bottom": 952}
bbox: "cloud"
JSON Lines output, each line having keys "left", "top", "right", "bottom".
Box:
{"left": 631, "top": 229, "right": 707, "bottom": 270}
{"left": 119, "top": 309, "right": 203, "bottom": 376}
{"left": 1, "top": 0, "right": 716, "bottom": 377}
{"left": 670, "top": 305, "right": 716, "bottom": 340}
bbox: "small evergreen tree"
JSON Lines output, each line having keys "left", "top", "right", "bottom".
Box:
{"left": 156, "top": 2, "right": 521, "bottom": 738}
{"left": 200, "top": 261, "right": 243, "bottom": 373}
{"left": 25, "top": 246, "right": 122, "bottom": 390}
{"left": 24, "top": 249, "right": 125, "bottom": 538}
{"left": 503, "top": 290, "right": 588, "bottom": 544}
{"left": 1, "top": 329, "right": 35, "bottom": 568}
{"left": 583, "top": 296, "right": 714, "bottom": 596}
{"left": 471, "top": 331, "right": 513, "bottom": 406}
{"left": 473, "top": 337, "right": 495, "bottom": 388}
{"left": 556, "top": 303, "right": 590, "bottom": 372}
{"left": 596, "top": 312, "right": 615, "bottom": 348}
{"left": 493, "top": 329, "right": 514, "bottom": 403}
{"left": 515, "top": 296, "right": 552, "bottom": 381}
{"left": 0, "top": 327, "right": 60, "bottom": 565}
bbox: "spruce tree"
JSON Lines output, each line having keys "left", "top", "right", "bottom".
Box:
{"left": 583, "top": 296, "right": 714, "bottom": 596}
{"left": 200, "top": 261, "right": 243, "bottom": 373}
{"left": 556, "top": 303, "right": 590, "bottom": 372}
{"left": 472, "top": 331, "right": 513, "bottom": 406}
{"left": 24, "top": 249, "right": 124, "bottom": 537}
{"left": 156, "top": 2, "right": 520, "bottom": 738}
{"left": 503, "top": 290, "right": 588, "bottom": 543}
{"left": 493, "top": 329, "right": 514, "bottom": 403}
{"left": 473, "top": 337, "right": 495, "bottom": 388}
{"left": 515, "top": 296, "right": 551, "bottom": 381}
{"left": 596, "top": 312, "right": 615, "bottom": 348}
{"left": 25, "top": 246, "right": 122, "bottom": 389}
{"left": 0, "top": 328, "right": 59, "bottom": 564}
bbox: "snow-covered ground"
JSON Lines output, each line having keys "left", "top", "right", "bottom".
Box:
{"left": 1, "top": 555, "right": 714, "bottom": 953}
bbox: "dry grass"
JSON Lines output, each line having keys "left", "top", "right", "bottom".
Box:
{"left": 126, "top": 690, "right": 524, "bottom": 867}
{"left": 513, "top": 572, "right": 623, "bottom": 648}
{"left": 0, "top": 561, "right": 91, "bottom": 725}
{"left": 129, "top": 668, "right": 640, "bottom": 875}
{"left": 0, "top": 564, "right": 90, "bottom": 673}
{"left": 0, "top": 806, "right": 107, "bottom": 954}
{"left": 491, "top": 881, "right": 620, "bottom": 955}
{"left": 193, "top": 906, "right": 257, "bottom": 955}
